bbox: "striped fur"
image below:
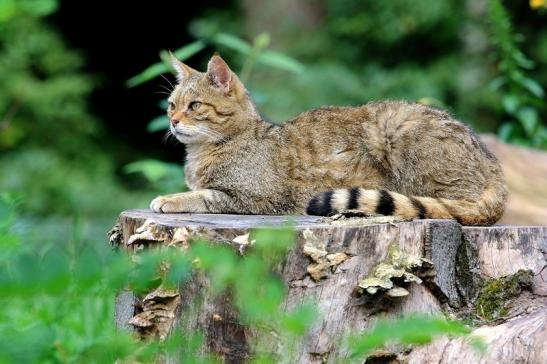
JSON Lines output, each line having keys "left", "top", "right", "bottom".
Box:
{"left": 307, "top": 181, "right": 506, "bottom": 226}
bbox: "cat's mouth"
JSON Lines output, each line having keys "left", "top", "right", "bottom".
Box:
{"left": 171, "top": 126, "right": 194, "bottom": 138}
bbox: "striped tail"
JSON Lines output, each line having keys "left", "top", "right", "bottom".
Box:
{"left": 306, "top": 183, "right": 507, "bottom": 226}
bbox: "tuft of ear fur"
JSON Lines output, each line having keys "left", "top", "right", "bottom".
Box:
{"left": 169, "top": 51, "right": 196, "bottom": 83}
{"left": 207, "top": 55, "right": 232, "bottom": 93}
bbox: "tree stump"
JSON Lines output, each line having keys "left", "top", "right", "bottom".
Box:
{"left": 110, "top": 209, "right": 547, "bottom": 363}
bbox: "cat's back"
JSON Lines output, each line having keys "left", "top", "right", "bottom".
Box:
{"left": 280, "top": 100, "right": 462, "bottom": 150}
{"left": 283, "top": 100, "right": 451, "bottom": 131}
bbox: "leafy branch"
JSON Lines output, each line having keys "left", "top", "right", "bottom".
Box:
{"left": 126, "top": 32, "right": 304, "bottom": 87}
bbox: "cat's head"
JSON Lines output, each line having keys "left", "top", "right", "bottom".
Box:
{"left": 166, "top": 53, "right": 258, "bottom": 144}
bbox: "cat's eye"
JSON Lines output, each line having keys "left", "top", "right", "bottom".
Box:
{"left": 167, "top": 101, "right": 175, "bottom": 110}
{"left": 189, "top": 101, "right": 202, "bottom": 111}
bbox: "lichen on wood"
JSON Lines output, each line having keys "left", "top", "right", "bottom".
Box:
{"left": 358, "top": 244, "right": 434, "bottom": 297}
{"left": 129, "top": 288, "right": 181, "bottom": 341}
{"left": 302, "top": 228, "right": 349, "bottom": 281}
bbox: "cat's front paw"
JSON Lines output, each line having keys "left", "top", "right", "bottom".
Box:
{"left": 150, "top": 195, "right": 184, "bottom": 213}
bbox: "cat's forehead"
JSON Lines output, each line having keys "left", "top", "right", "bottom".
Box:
{"left": 171, "top": 74, "right": 206, "bottom": 101}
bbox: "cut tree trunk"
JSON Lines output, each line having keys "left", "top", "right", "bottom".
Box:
{"left": 110, "top": 210, "right": 547, "bottom": 363}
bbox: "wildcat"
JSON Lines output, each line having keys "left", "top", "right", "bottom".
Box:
{"left": 150, "top": 54, "right": 507, "bottom": 226}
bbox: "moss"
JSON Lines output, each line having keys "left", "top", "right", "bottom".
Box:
{"left": 475, "top": 269, "right": 533, "bottom": 321}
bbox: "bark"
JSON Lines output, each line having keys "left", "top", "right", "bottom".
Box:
{"left": 110, "top": 210, "right": 547, "bottom": 363}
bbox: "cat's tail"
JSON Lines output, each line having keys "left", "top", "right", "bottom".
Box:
{"left": 306, "top": 182, "right": 507, "bottom": 226}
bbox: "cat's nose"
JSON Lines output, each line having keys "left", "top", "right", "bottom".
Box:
{"left": 170, "top": 119, "right": 180, "bottom": 126}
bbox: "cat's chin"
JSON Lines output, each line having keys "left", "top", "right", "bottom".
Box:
{"left": 173, "top": 132, "right": 195, "bottom": 143}
{"left": 172, "top": 131, "right": 206, "bottom": 144}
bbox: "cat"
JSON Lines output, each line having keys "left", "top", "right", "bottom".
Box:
{"left": 150, "top": 53, "right": 507, "bottom": 226}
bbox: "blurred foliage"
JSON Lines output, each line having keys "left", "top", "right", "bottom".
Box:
{"left": 190, "top": 0, "right": 492, "bottom": 124}
{"left": 0, "top": 196, "right": 479, "bottom": 363}
{"left": 127, "top": 33, "right": 304, "bottom": 88}
{"left": 346, "top": 314, "right": 483, "bottom": 361}
{"left": 124, "top": 159, "right": 186, "bottom": 194}
{"left": 0, "top": 0, "right": 93, "bottom": 151}
{"left": 0, "top": 0, "right": 150, "bottom": 217}
{"left": 0, "top": 194, "right": 215, "bottom": 363}
{"left": 489, "top": 0, "right": 546, "bottom": 147}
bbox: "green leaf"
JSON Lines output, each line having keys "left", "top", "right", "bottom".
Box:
{"left": 532, "top": 125, "right": 547, "bottom": 147}
{"left": 0, "top": 233, "right": 20, "bottom": 262}
{"left": 124, "top": 159, "right": 180, "bottom": 183}
{"left": 212, "top": 33, "right": 252, "bottom": 54}
{"left": 257, "top": 51, "right": 305, "bottom": 74}
{"left": 192, "top": 242, "right": 238, "bottom": 293}
{"left": 258, "top": 278, "right": 286, "bottom": 315}
{"left": 513, "top": 51, "right": 534, "bottom": 69}
{"left": 172, "top": 40, "right": 207, "bottom": 61}
{"left": 280, "top": 304, "right": 317, "bottom": 335}
{"left": 126, "top": 40, "right": 206, "bottom": 87}
{"left": 501, "top": 94, "right": 519, "bottom": 114}
{"left": 21, "top": 0, "right": 58, "bottom": 16}
{"left": 519, "top": 77, "right": 545, "bottom": 98}
{"left": 506, "top": 137, "right": 530, "bottom": 147}
{"left": 253, "top": 32, "right": 271, "bottom": 50}
{"left": 126, "top": 62, "right": 170, "bottom": 88}
{"left": 348, "top": 315, "right": 472, "bottom": 359}
{"left": 497, "top": 122, "right": 516, "bottom": 141}
{"left": 0, "top": 196, "right": 14, "bottom": 232}
{"left": 516, "top": 107, "right": 539, "bottom": 137}
{"left": 147, "top": 115, "right": 169, "bottom": 133}
{"left": 159, "top": 99, "right": 169, "bottom": 109}
{"left": 164, "top": 254, "right": 192, "bottom": 288}
{"left": 0, "top": 0, "right": 17, "bottom": 22}
{"left": 489, "top": 76, "right": 506, "bottom": 91}
{"left": 129, "top": 252, "right": 163, "bottom": 294}
{"left": 251, "top": 226, "right": 295, "bottom": 261}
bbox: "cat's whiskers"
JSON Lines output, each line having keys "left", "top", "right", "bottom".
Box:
{"left": 162, "top": 129, "right": 178, "bottom": 144}
{"left": 159, "top": 74, "right": 175, "bottom": 91}
{"left": 159, "top": 84, "right": 173, "bottom": 93}
{"left": 195, "top": 126, "right": 226, "bottom": 143}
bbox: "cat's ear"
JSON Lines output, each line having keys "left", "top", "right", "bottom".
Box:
{"left": 206, "top": 55, "right": 232, "bottom": 93}
{"left": 169, "top": 51, "right": 196, "bottom": 83}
